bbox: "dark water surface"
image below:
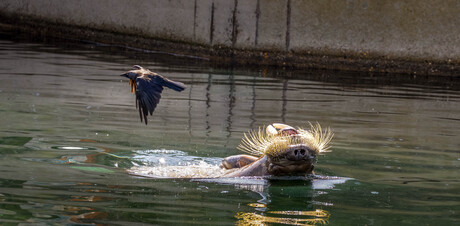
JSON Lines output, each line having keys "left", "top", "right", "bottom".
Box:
{"left": 0, "top": 37, "right": 459, "bottom": 225}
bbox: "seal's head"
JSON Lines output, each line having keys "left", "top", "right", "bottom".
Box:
{"left": 238, "top": 123, "right": 333, "bottom": 176}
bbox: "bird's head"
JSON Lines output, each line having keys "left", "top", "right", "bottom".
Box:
{"left": 120, "top": 65, "right": 146, "bottom": 93}
{"left": 120, "top": 65, "right": 145, "bottom": 80}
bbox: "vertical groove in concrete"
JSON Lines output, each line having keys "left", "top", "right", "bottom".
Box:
{"left": 281, "top": 79, "right": 288, "bottom": 123}
{"left": 225, "top": 73, "right": 235, "bottom": 146}
{"left": 193, "top": 0, "right": 197, "bottom": 40}
{"left": 255, "top": 0, "right": 260, "bottom": 47}
{"left": 231, "top": 0, "right": 239, "bottom": 49}
{"left": 205, "top": 74, "right": 212, "bottom": 139}
{"left": 210, "top": 1, "right": 215, "bottom": 45}
{"left": 285, "top": 0, "right": 291, "bottom": 51}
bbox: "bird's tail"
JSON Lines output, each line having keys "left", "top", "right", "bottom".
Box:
{"left": 163, "top": 79, "right": 186, "bottom": 92}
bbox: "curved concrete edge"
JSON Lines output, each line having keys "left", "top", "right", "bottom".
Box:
{"left": 0, "top": 9, "right": 458, "bottom": 76}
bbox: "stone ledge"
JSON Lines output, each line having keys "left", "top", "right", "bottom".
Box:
{"left": 1, "top": 13, "right": 458, "bottom": 76}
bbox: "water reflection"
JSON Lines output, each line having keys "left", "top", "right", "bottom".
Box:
{"left": 1, "top": 180, "right": 113, "bottom": 225}
{"left": 0, "top": 36, "right": 459, "bottom": 225}
{"left": 235, "top": 211, "right": 330, "bottom": 225}
{"left": 231, "top": 179, "right": 345, "bottom": 225}
{"left": 197, "top": 176, "right": 348, "bottom": 226}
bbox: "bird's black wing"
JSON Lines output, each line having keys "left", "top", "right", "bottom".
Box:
{"left": 158, "top": 76, "right": 186, "bottom": 92}
{"left": 135, "top": 77, "right": 164, "bottom": 125}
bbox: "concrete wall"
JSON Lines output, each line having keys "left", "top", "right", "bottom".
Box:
{"left": 0, "top": 0, "right": 459, "bottom": 62}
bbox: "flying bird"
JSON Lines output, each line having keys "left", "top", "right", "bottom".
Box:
{"left": 120, "top": 65, "right": 186, "bottom": 124}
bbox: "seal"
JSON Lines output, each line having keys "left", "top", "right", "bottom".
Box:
{"left": 221, "top": 123, "right": 333, "bottom": 177}
{"left": 128, "top": 122, "right": 332, "bottom": 178}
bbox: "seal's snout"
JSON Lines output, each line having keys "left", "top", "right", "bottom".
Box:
{"left": 284, "top": 145, "right": 315, "bottom": 162}
{"left": 286, "top": 148, "right": 307, "bottom": 161}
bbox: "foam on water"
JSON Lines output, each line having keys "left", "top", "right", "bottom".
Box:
{"left": 129, "top": 161, "right": 228, "bottom": 178}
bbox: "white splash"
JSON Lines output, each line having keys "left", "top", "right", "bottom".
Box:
{"left": 128, "top": 160, "right": 228, "bottom": 178}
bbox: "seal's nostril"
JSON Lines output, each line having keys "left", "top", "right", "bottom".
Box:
{"left": 294, "top": 150, "right": 298, "bottom": 155}
{"left": 300, "top": 149, "right": 306, "bottom": 155}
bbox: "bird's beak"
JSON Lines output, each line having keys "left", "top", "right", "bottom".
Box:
{"left": 120, "top": 72, "right": 138, "bottom": 80}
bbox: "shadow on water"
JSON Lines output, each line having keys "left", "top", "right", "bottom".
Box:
{"left": 0, "top": 33, "right": 459, "bottom": 225}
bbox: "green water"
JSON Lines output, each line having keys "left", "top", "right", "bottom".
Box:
{"left": 0, "top": 36, "right": 458, "bottom": 225}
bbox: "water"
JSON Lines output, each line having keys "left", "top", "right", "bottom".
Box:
{"left": 0, "top": 35, "right": 459, "bottom": 225}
